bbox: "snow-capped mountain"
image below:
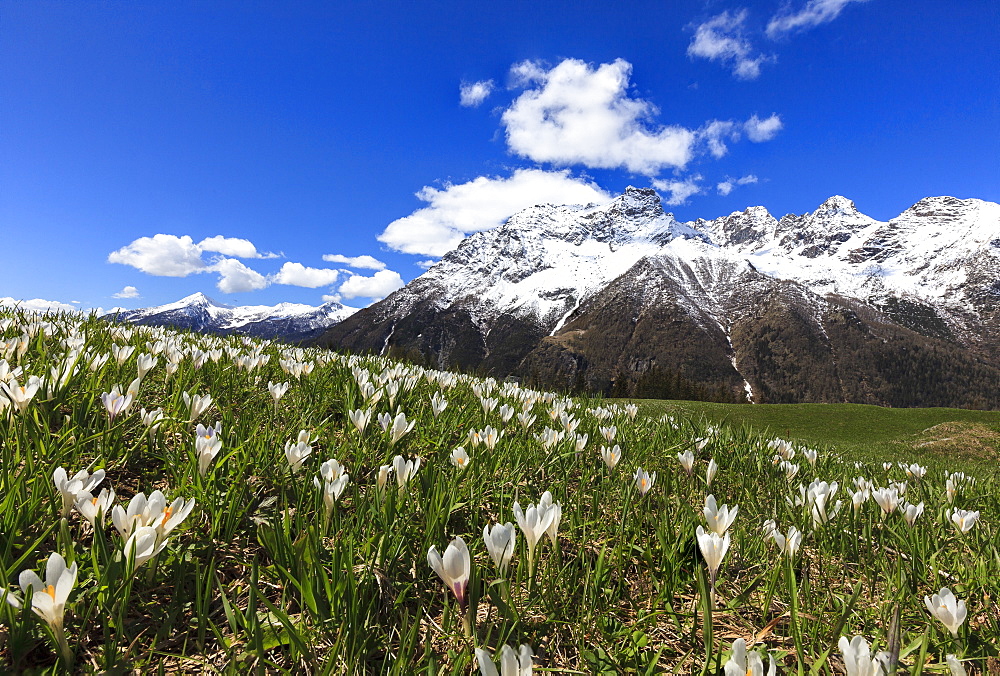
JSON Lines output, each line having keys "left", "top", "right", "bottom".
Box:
{"left": 319, "top": 187, "right": 1000, "bottom": 407}
{"left": 695, "top": 194, "right": 1000, "bottom": 307}
{"left": 110, "top": 293, "right": 358, "bottom": 343}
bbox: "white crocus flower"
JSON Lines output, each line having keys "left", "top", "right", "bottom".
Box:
{"left": 781, "top": 461, "right": 800, "bottom": 481}
{"left": 180, "top": 384, "right": 213, "bottom": 414}
{"left": 677, "top": 449, "right": 695, "bottom": 475}
{"left": 313, "top": 459, "right": 349, "bottom": 513}
{"left": 723, "top": 638, "right": 776, "bottom": 676}
{"left": 901, "top": 501, "right": 924, "bottom": 527}
{"left": 75, "top": 487, "right": 116, "bottom": 526}
{"left": 538, "top": 491, "right": 561, "bottom": 546}
{"left": 946, "top": 654, "right": 967, "bottom": 676}
{"left": 481, "top": 425, "right": 501, "bottom": 450}
{"left": 101, "top": 385, "right": 133, "bottom": 421}
{"left": 429, "top": 391, "right": 448, "bottom": 418}
{"left": 950, "top": 508, "right": 979, "bottom": 533}
{"left": 839, "top": 635, "right": 890, "bottom": 676}
{"left": 450, "top": 446, "right": 470, "bottom": 470}
{"left": 706, "top": 458, "right": 718, "bottom": 487}
{"left": 182, "top": 391, "right": 213, "bottom": 422}
{"left": 111, "top": 490, "right": 196, "bottom": 544}
{"left": 513, "top": 497, "right": 556, "bottom": 573}
{"left": 427, "top": 536, "right": 471, "bottom": 610}
{"left": 851, "top": 488, "right": 869, "bottom": 512}
{"left": 111, "top": 343, "right": 135, "bottom": 365}
{"left": 475, "top": 644, "right": 533, "bottom": 676}
{"left": 810, "top": 490, "right": 842, "bottom": 527}
{"left": 4, "top": 552, "right": 77, "bottom": 661}
{"left": 53, "top": 467, "right": 106, "bottom": 518}
{"left": 284, "top": 437, "right": 313, "bottom": 473}
{"left": 483, "top": 522, "right": 516, "bottom": 575}
{"left": 391, "top": 454, "right": 420, "bottom": 491}
{"left": 376, "top": 464, "right": 392, "bottom": 498}
{"left": 268, "top": 381, "right": 290, "bottom": 403}
{"left": 140, "top": 407, "right": 165, "bottom": 433}
{"left": 769, "top": 525, "right": 802, "bottom": 557}
{"left": 136, "top": 353, "right": 158, "bottom": 379}
{"left": 696, "top": 525, "right": 730, "bottom": 586}
{"left": 634, "top": 467, "right": 656, "bottom": 496}
{"left": 703, "top": 494, "right": 738, "bottom": 535}
{"left": 802, "top": 448, "right": 818, "bottom": 467}
{"left": 600, "top": 444, "right": 622, "bottom": 470}
{"left": 872, "top": 487, "right": 899, "bottom": 515}
{"left": 195, "top": 422, "right": 223, "bottom": 476}
{"left": 348, "top": 408, "right": 371, "bottom": 434}
{"left": 122, "top": 525, "right": 167, "bottom": 570}
{"left": 388, "top": 411, "right": 415, "bottom": 445}
{"left": 924, "top": 587, "right": 967, "bottom": 636}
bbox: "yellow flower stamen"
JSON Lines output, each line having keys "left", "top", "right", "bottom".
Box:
{"left": 45, "top": 584, "right": 56, "bottom": 600}
{"left": 161, "top": 506, "right": 173, "bottom": 527}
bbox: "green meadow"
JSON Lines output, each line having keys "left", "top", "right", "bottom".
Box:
{"left": 637, "top": 400, "right": 1000, "bottom": 473}
{"left": 1, "top": 309, "right": 997, "bottom": 674}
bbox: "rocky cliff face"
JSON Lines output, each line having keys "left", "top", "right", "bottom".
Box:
{"left": 317, "top": 188, "right": 1000, "bottom": 407}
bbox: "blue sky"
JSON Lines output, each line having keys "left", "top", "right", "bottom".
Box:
{"left": 2, "top": 0, "right": 997, "bottom": 313}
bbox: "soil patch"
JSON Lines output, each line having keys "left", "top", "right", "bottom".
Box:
{"left": 907, "top": 421, "right": 1000, "bottom": 461}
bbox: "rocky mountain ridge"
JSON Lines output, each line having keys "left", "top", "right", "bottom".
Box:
{"left": 318, "top": 188, "right": 1000, "bottom": 407}
{"left": 109, "top": 293, "right": 358, "bottom": 343}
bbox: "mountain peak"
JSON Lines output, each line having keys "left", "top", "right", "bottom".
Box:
{"left": 179, "top": 292, "right": 218, "bottom": 306}
{"left": 813, "top": 195, "right": 859, "bottom": 217}
{"left": 612, "top": 186, "right": 664, "bottom": 217}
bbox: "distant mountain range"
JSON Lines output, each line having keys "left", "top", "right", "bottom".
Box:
{"left": 109, "top": 292, "right": 357, "bottom": 343}
{"left": 316, "top": 188, "right": 1000, "bottom": 408}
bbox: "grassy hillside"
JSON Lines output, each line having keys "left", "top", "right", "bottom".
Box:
{"left": 2, "top": 309, "right": 998, "bottom": 673}
{"left": 636, "top": 400, "right": 1000, "bottom": 470}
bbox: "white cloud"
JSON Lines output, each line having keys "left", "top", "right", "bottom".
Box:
{"left": 198, "top": 235, "right": 276, "bottom": 259}
{"left": 0, "top": 297, "right": 85, "bottom": 314}
{"left": 321, "top": 254, "right": 387, "bottom": 270}
{"left": 321, "top": 293, "right": 343, "bottom": 304}
{"left": 688, "top": 11, "right": 773, "bottom": 80}
{"left": 501, "top": 58, "right": 697, "bottom": 174}
{"left": 700, "top": 120, "right": 739, "bottom": 158}
{"left": 767, "top": 0, "right": 869, "bottom": 38}
{"left": 717, "top": 174, "right": 759, "bottom": 196}
{"left": 270, "top": 262, "right": 340, "bottom": 288}
{"left": 459, "top": 79, "right": 495, "bottom": 107}
{"left": 211, "top": 258, "right": 269, "bottom": 294}
{"left": 337, "top": 269, "right": 405, "bottom": 300}
{"left": 652, "top": 175, "right": 704, "bottom": 206}
{"left": 415, "top": 260, "right": 437, "bottom": 270}
{"left": 107, "top": 234, "right": 207, "bottom": 277}
{"left": 108, "top": 233, "right": 278, "bottom": 278}
{"left": 377, "top": 168, "right": 612, "bottom": 257}
{"left": 509, "top": 60, "right": 548, "bottom": 87}
{"left": 113, "top": 286, "right": 140, "bottom": 299}
{"left": 107, "top": 233, "right": 289, "bottom": 294}
{"left": 745, "top": 114, "right": 783, "bottom": 142}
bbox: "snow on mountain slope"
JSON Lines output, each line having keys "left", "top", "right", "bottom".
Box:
{"left": 111, "top": 292, "right": 358, "bottom": 341}
{"left": 390, "top": 187, "right": 710, "bottom": 333}
{"left": 694, "top": 195, "right": 1000, "bottom": 310}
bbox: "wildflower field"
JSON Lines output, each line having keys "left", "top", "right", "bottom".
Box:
{"left": 1, "top": 309, "right": 997, "bottom": 674}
